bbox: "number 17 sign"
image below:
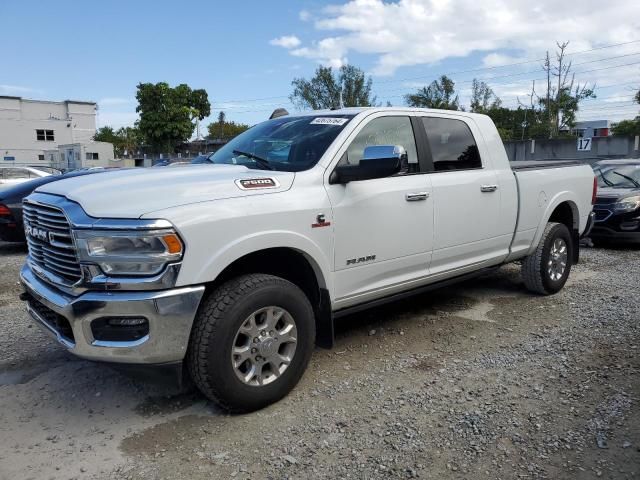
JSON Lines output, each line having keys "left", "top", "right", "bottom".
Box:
{"left": 577, "top": 137, "right": 592, "bottom": 151}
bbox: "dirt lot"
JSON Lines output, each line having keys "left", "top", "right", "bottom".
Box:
{"left": 0, "top": 241, "right": 638, "bottom": 480}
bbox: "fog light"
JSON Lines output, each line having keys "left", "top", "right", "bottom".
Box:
{"left": 91, "top": 317, "right": 149, "bottom": 342}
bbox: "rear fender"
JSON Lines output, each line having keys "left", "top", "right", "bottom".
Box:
{"left": 527, "top": 193, "right": 580, "bottom": 260}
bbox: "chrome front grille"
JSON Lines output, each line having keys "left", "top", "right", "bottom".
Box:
{"left": 23, "top": 201, "right": 82, "bottom": 284}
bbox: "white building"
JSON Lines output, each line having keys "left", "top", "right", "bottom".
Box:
{"left": 0, "top": 96, "right": 114, "bottom": 169}
{"left": 568, "top": 120, "right": 612, "bottom": 138}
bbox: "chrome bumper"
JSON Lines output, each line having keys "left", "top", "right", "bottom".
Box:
{"left": 20, "top": 263, "right": 205, "bottom": 364}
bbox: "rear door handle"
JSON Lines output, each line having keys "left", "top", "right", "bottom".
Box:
{"left": 480, "top": 185, "right": 498, "bottom": 193}
{"left": 405, "top": 192, "right": 430, "bottom": 202}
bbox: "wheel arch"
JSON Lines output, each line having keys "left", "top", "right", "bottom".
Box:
{"left": 194, "top": 236, "right": 334, "bottom": 348}
{"left": 529, "top": 194, "right": 580, "bottom": 263}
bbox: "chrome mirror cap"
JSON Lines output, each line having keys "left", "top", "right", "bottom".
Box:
{"left": 362, "top": 145, "right": 406, "bottom": 161}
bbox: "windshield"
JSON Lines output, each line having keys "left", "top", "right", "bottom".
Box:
{"left": 595, "top": 164, "right": 640, "bottom": 188}
{"left": 207, "top": 115, "right": 354, "bottom": 172}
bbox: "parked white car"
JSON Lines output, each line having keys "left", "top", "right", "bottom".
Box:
{"left": 0, "top": 166, "right": 51, "bottom": 187}
{"left": 20, "top": 108, "right": 596, "bottom": 412}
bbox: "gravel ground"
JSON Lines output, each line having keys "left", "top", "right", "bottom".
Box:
{"left": 0, "top": 241, "right": 638, "bottom": 480}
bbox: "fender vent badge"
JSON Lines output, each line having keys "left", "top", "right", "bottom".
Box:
{"left": 235, "top": 178, "right": 279, "bottom": 190}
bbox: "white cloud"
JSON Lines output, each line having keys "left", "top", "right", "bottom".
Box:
{"left": 299, "top": 10, "right": 311, "bottom": 21}
{"left": 283, "top": 0, "right": 640, "bottom": 76}
{"left": 270, "top": 35, "right": 302, "bottom": 49}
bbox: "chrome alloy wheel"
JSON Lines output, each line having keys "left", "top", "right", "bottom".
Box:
{"left": 231, "top": 306, "right": 298, "bottom": 386}
{"left": 547, "top": 238, "right": 568, "bottom": 281}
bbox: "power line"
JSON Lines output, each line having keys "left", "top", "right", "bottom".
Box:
{"left": 375, "top": 58, "right": 640, "bottom": 96}
{"left": 374, "top": 41, "right": 640, "bottom": 85}
{"left": 214, "top": 69, "right": 638, "bottom": 116}
{"left": 213, "top": 40, "right": 640, "bottom": 105}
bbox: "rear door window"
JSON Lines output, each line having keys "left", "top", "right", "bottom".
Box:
{"left": 421, "top": 117, "right": 482, "bottom": 171}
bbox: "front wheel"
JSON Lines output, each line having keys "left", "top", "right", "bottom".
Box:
{"left": 187, "top": 274, "right": 315, "bottom": 412}
{"left": 522, "top": 222, "right": 573, "bottom": 295}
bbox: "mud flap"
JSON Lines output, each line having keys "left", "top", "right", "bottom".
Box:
{"left": 315, "top": 288, "right": 334, "bottom": 349}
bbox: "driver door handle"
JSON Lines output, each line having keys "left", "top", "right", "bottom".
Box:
{"left": 480, "top": 185, "right": 498, "bottom": 193}
{"left": 405, "top": 192, "right": 430, "bottom": 202}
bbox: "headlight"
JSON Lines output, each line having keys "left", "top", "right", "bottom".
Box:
{"left": 613, "top": 195, "right": 640, "bottom": 214}
{"left": 74, "top": 230, "right": 183, "bottom": 276}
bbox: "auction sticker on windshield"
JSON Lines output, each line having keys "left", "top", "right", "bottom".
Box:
{"left": 310, "top": 118, "right": 349, "bottom": 126}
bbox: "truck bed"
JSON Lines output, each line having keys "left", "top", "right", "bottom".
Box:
{"left": 510, "top": 160, "right": 584, "bottom": 171}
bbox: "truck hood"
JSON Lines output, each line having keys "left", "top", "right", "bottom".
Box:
{"left": 36, "top": 165, "right": 295, "bottom": 218}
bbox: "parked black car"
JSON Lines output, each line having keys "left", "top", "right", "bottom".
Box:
{"left": 590, "top": 159, "right": 640, "bottom": 245}
{"left": 0, "top": 170, "right": 105, "bottom": 242}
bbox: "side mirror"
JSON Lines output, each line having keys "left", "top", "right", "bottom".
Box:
{"left": 331, "top": 145, "right": 406, "bottom": 184}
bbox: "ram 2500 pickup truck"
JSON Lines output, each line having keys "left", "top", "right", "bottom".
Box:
{"left": 19, "top": 108, "right": 596, "bottom": 411}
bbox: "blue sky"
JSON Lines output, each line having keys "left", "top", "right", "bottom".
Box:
{"left": 1, "top": 0, "right": 639, "bottom": 131}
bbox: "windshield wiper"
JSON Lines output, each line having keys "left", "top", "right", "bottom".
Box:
{"left": 595, "top": 170, "right": 614, "bottom": 187}
{"left": 232, "top": 150, "right": 273, "bottom": 170}
{"left": 612, "top": 171, "right": 640, "bottom": 188}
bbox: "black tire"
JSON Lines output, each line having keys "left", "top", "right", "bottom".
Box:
{"left": 187, "top": 274, "right": 315, "bottom": 412}
{"left": 522, "top": 222, "right": 573, "bottom": 295}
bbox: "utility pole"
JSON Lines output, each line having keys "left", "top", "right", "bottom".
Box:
{"left": 545, "top": 51, "right": 552, "bottom": 139}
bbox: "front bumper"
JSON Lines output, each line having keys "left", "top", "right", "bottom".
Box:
{"left": 581, "top": 211, "right": 596, "bottom": 238}
{"left": 20, "top": 264, "right": 205, "bottom": 364}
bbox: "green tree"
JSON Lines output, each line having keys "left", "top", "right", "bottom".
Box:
{"left": 612, "top": 118, "right": 640, "bottom": 136}
{"left": 207, "top": 115, "right": 250, "bottom": 139}
{"left": 470, "top": 79, "right": 502, "bottom": 113}
{"left": 115, "top": 126, "right": 142, "bottom": 157}
{"left": 290, "top": 65, "right": 376, "bottom": 110}
{"left": 94, "top": 126, "right": 118, "bottom": 144}
{"left": 612, "top": 87, "right": 640, "bottom": 135}
{"left": 135, "top": 82, "right": 211, "bottom": 152}
{"left": 404, "top": 75, "right": 460, "bottom": 110}
{"left": 540, "top": 42, "right": 596, "bottom": 137}
{"left": 94, "top": 126, "right": 142, "bottom": 157}
{"left": 216, "top": 111, "right": 227, "bottom": 137}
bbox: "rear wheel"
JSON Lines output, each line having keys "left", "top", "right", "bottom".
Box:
{"left": 522, "top": 222, "right": 573, "bottom": 295}
{"left": 187, "top": 274, "right": 315, "bottom": 412}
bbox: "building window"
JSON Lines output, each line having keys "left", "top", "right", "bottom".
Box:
{"left": 36, "top": 129, "right": 55, "bottom": 141}
{"left": 38, "top": 154, "right": 45, "bottom": 161}
{"left": 86, "top": 152, "right": 99, "bottom": 160}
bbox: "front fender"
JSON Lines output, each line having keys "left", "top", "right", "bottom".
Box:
{"left": 184, "top": 230, "right": 333, "bottom": 294}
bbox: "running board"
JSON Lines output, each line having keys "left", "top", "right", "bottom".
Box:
{"left": 333, "top": 266, "right": 500, "bottom": 319}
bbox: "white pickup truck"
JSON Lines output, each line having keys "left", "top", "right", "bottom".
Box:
{"left": 20, "top": 108, "right": 596, "bottom": 411}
